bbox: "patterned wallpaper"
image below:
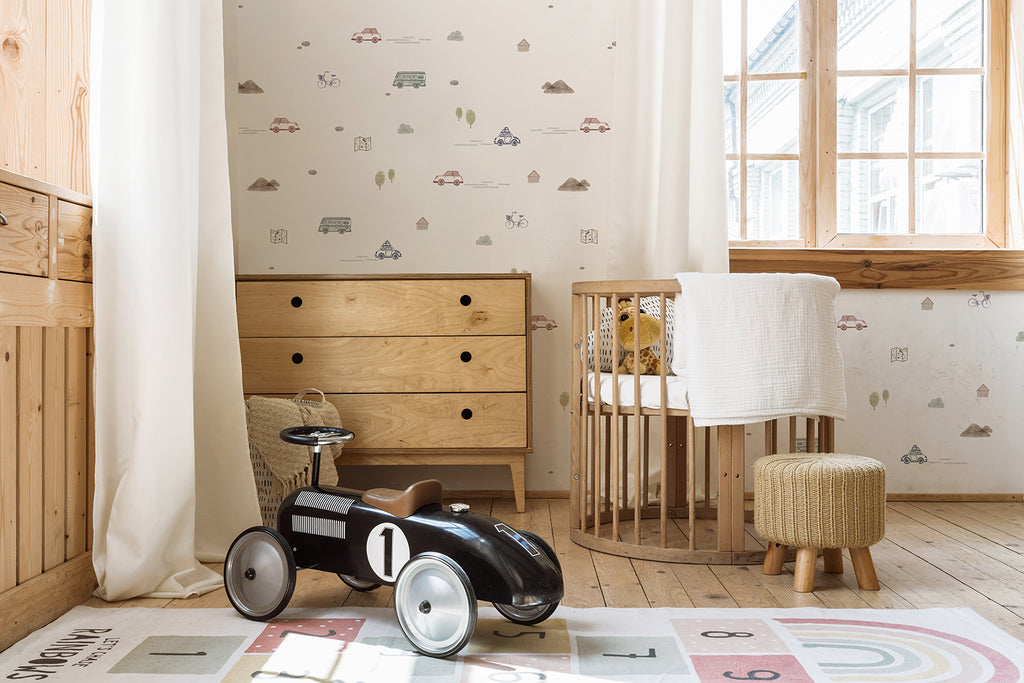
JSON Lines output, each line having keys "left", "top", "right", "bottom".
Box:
{"left": 225, "top": 1, "right": 1024, "bottom": 495}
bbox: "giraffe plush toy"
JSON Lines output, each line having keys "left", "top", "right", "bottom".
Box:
{"left": 616, "top": 300, "right": 662, "bottom": 375}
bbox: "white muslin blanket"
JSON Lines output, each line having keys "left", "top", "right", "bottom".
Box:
{"left": 672, "top": 273, "right": 847, "bottom": 426}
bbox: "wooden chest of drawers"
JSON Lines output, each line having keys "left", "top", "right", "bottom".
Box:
{"left": 236, "top": 274, "right": 532, "bottom": 511}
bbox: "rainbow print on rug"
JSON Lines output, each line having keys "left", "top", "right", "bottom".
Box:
{"left": 2, "top": 606, "right": 1022, "bottom": 682}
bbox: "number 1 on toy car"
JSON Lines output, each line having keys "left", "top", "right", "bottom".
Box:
{"left": 367, "top": 522, "right": 410, "bottom": 581}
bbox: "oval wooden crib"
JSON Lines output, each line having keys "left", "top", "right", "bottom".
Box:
{"left": 569, "top": 280, "right": 836, "bottom": 564}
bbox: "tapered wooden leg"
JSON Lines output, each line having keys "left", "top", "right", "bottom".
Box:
{"left": 793, "top": 547, "right": 817, "bottom": 592}
{"left": 823, "top": 548, "right": 844, "bottom": 574}
{"left": 850, "top": 546, "right": 879, "bottom": 590}
{"left": 762, "top": 542, "right": 787, "bottom": 575}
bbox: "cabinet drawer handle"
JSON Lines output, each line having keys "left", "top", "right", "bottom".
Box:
{"left": 292, "top": 352, "right": 304, "bottom": 364}
{"left": 0, "top": 210, "right": 7, "bottom": 226}
{"left": 291, "top": 296, "right": 303, "bottom": 308}
{"left": 461, "top": 408, "right": 473, "bottom": 420}
{"left": 460, "top": 351, "right": 472, "bottom": 363}
{"left": 460, "top": 294, "right": 472, "bottom": 306}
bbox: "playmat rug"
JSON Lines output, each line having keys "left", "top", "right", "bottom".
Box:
{"left": 3, "top": 606, "right": 1023, "bottom": 682}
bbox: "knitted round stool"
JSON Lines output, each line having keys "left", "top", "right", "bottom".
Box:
{"left": 754, "top": 453, "right": 886, "bottom": 592}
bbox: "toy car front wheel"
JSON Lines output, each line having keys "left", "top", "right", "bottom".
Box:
{"left": 224, "top": 526, "right": 295, "bottom": 621}
{"left": 338, "top": 574, "right": 380, "bottom": 592}
{"left": 493, "top": 530, "right": 560, "bottom": 625}
{"left": 394, "top": 552, "right": 477, "bottom": 658}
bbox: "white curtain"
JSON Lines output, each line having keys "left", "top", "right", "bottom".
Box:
{"left": 608, "top": 0, "right": 729, "bottom": 279}
{"left": 90, "top": 0, "right": 260, "bottom": 600}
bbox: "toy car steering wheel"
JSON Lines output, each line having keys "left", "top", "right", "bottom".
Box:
{"left": 279, "top": 425, "right": 354, "bottom": 447}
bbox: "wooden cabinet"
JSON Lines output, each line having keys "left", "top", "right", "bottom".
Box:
{"left": 0, "top": 170, "right": 95, "bottom": 652}
{"left": 236, "top": 274, "right": 532, "bottom": 512}
{"left": 0, "top": 171, "right": 92, "bottom": 282}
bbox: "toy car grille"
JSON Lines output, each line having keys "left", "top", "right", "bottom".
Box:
{"left": 297, "top": 490, "right": 355, "bottom": 515}
{"left": 293, "top": 514, "right": 347, "bottom": 540}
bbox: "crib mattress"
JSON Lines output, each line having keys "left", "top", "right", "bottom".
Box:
{"left": 586, "top": 371, "right": 689, "bottom": 410}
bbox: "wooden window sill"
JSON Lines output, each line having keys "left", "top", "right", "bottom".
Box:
{"left": 729, "top": 248, "right": 1024, "bottom": 290}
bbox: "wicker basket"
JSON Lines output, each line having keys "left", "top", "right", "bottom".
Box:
{"left": 246, "top": 388, "right": 342, "bottom": 528}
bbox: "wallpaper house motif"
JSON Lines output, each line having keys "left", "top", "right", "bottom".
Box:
{"left": 227, "top": 2, "right": 1024, "bottom": 496}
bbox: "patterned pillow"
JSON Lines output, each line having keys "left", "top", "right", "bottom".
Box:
{"left": 587, "top": 296, "right": 676, "bottom": 373}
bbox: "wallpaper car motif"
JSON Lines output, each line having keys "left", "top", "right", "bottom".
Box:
{"left": 269, "top": 117, "right": 300, "bottom": 133}
{"left": 352, "top": 28, "right": 382, "bottom": 43}
{"left": 434, "top": 170, "right": 463, "bottom": 186}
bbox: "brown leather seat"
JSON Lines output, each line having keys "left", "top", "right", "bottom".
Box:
{"left": 362, "top": 479, "right": 443, "bottom": 518}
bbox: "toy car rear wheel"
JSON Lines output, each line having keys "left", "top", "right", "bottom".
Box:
{"left": 338, "top": 574, "right": 380, "bottom": 592}
{"left": 493, "top": 530, "right": 560, "bottom": 625}
{"left": 394, "top": 552, "right": 477, "bottom": 658}
{"left": 224, "top": 526, "right": 295, "bottom": 621}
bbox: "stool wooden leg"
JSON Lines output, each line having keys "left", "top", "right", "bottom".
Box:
{"left": 793, "top": 547, "right": 817, "bottom": 592}
{"left": 850, "top": 546, "right": 879, "bottom": 590}
{"left": 762, "top": 543, "right": 787, "bottom": 575}
{"left": 823, "top": 548, "right": 843, "bottom": 574}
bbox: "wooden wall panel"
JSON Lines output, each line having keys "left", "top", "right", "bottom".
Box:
{"left": 45, "top": 0, "right": 90, "bottom": 195}
{"left": 0, "top": 327, "right": 17, "bottom": 593}
{"left": 17, "top": 326, "right": 43, "bottom": 583}
{"left": 0, "top": 1, "right": 47, "bottom": 179}
{"left": 65, "top": 327, "right": 88, "bottom": 558}
{"left": 43, "top": 327, "right": 67, "bottom": 571}
{"left": 0, "top": 0, "right": 89, "bottom": 195}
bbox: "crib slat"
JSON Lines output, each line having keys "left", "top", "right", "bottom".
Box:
{"left": 610, "top": 292, "right": 620, "bottom": 541}
{"left": 806, "top": 417, "right": 815, "bottom": 452}
{"left": 591, "top": 295, "right": 602, "bottom": 536}
{"left": 789, "top": 416, "right": 797, "bottom": 452}
{"left": 659, "top": 294, "right": 668, "bottom": 549}
{"left": 631, "top": 293, "right": 642, "bottom": 546}
{"left": 704, "top": 427, "right": 712, "bottom": 512}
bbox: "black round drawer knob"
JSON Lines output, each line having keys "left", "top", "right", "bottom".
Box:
{"left": 291, "top": 353, "right": 304, "bottom": 364}
{"left": 291, "top": 296, "right": 303, "bottom": 308}
{"left": 461, "top": 409, "right": 473, "bottom": 420}
{"left": 460, "top": 351, "right": 472, "bottom": 363}
{"left": 460, "top": 295, "right": 472, "bottom": 306}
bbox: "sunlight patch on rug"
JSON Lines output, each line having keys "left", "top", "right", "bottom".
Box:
{"left": 1, "top": 606, "right": 1021, "bottom": 682}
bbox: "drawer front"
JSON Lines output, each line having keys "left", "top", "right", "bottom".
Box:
{"left": 57, "top": 200, "right": 92, "bottom": 282}
{"left": 0, "top": 182, "right": 49, "bottom": 277}
{"left": 318, "top": 393, "right": 526, "bottom": 449}
{"left": 236, "top": 279, "right": 525, "bottom": 337}
{"left": 240, "top": 336, "right": 526, "bottom": 393}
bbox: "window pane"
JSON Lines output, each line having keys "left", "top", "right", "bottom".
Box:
{"left": 727, "top": 160, "right": 741, "bottom": 239}
{"left": 838, "top": 0, "right": 909, "bottom": 70}
{"left": 837, "top": 76, "right": 909, "bottom": 153}
{"left": 838, "top": 159, "right": 908, "bottom": 234}
{"left": 747, "top": 160, "right": 799, "bottom": 240}
{"left": 724, "top": 83, "right": 739, "bottom": 154}
{"left": 748, "top": 80, "right": 799, "bottom": 153}
{"left": 723, "top": 0, "right": 741, "bottom": 76}
{"left": 918, "top": 0, "right": 983, "bottom": 69}
{"left": 916, "top": 75, "right": 983, "bottom": 153}
{"left": 915, "top": 159, "right": 983, "bottom": 234}
{"left": 748, "top": 0, "right": 799, "bottom": 74}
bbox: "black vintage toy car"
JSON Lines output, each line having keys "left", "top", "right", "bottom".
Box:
{"left": 224, "top": 426, "right": 564, "bottom": 658}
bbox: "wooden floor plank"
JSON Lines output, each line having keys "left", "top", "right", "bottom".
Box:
{"left": 591, "top": 551, "right": 646, "bottom": 608}
{"left": 631, "top": 558, "right": 695, "bottom": 608}
{"left": 549, "top": 498, "right": 604, "bottom": 608}
{"left": 709, "top": 565, "right": 781, "bottom": 608}
{"left": 669, "top": 564, "right": 739, "bottom": 608}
